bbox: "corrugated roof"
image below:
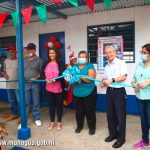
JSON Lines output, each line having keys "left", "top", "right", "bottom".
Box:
{"left": 0, "top": 0, "right": 149, "bottom": 22}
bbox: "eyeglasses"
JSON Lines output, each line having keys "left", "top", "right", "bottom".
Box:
{"left": 139, "top": 51, "right": 150, "bottom": 55}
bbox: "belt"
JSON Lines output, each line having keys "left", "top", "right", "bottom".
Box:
{"left": 107, "top": 87, "right": 124, "bottom": 91}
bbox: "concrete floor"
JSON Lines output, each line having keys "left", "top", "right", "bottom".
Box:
{"left": 0, "top": 102, "right": 143, "bottom": 150}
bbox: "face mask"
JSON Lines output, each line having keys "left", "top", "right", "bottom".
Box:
{"left": 27, "top": 53, "right": 33, "bottom": 58}
{"left": 141, "top": 54, "right": 149, "bottom": 62}
{"left": 78, "top": 58, "right": 86, "bottom": 64}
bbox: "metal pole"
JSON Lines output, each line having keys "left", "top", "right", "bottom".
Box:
{"left": 16, "top": 0, "right": 31, "bottom": 140}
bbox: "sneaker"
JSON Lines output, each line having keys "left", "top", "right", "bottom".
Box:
{"left": 18, "top": 124, "right": 21, "bottom": 129}
{"left": 35, "top": 120, "right": 42, "bottom": 127}
{"left": 6, "top": 115, "right": 19, "bottom": 122}
{"left": 143, "top": 143, "right": 150, "bottom": 148}
{"left": 134, "top": 140, "right": 150, "bottom": 149}
{"left": 48, "top": 122, "right": 55, "bottom": 131}
{"left": 57, "top": 123, "right": 62, "bottom": 131}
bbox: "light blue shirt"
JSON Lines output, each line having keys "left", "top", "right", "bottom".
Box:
{"left": 132, "top": 62, "right": 150, "bottom": 100}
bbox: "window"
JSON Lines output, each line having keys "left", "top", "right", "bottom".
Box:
{"left": 0, "top": 36, "right": 16, "bottom": 48}
{"left": 87, "top": 22, "right": 135, "bottom": 63}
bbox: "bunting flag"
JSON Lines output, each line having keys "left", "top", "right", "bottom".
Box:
{"left": 52, "top": 0, "right": 62, "bottom": 6}
{"left": 21, "top": 6, "right": 33, "bottom": 25}
{"left": 0, "top": 13, "right": 9, "bottom": 28}
{"left": 67, "top": 0, "right": 78, "bottom": 7}
{"left": 104, "top": 0, "right": 112, "bottom": 10}
{"left": 85, "top": 0, "right": 95, "bottom": 12}
{"left": 10, "top": 11, "right": 19, "bottom": 27}
{"left": 146, "top": 0, "right": 150, "bottom": 4}
{"left": 36, "top": 4, "right": 47, "bottom": 23}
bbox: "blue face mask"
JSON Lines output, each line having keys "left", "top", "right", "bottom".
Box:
{"left": 27, "top": 53, "right": 33, "bottom": 58}
{"left": 78, "top": 58, "right": 86, "bottom": 64}
{"left": 141, "top": 54, "right": 149, "bottom": 62}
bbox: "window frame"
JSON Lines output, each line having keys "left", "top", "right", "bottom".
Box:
{"left": 0, "top": 36, "right": 16, "bottom": 48}
{"left": 87, "top": 21, "right": 135, "bottom": 64}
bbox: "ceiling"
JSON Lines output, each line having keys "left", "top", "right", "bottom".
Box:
{"left": 0, "top": 0, "right": 149, "bottom": 23}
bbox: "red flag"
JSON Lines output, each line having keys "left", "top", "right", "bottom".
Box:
{"left": 52, "top": 0, "right": 62, "bottom": 6}
{"left": 85, "top": 0, "right": 95, "bottom": 12}
{"left": 21, "top": 6, "right": 33, "bottom": 25}
{"left": 0, "top": 13, "right": 9, "bottom": 28}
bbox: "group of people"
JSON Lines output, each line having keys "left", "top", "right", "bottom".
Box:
{"left": 1, "top": 42, "right": 150, "bottom": 149}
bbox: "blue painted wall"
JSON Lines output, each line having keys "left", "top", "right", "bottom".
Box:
{"left": 0, "top": 89, "right": 138, "bottom": 115}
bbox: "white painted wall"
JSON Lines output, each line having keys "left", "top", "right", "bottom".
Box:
{"left": 1, "top": 6, "right": 150, "bottom": 94}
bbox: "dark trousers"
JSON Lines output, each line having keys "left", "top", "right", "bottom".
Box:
{"left": 47, "top": 92, "right": 63, "bottom": 122}
{"left": 137, "top": 99, "right": 150, "bottom": 143}
{"left": 74, "top": 88, "right": 97, "bottom": 130}
{"left": 106, "top": 87, "right": 126, "bottom": 144}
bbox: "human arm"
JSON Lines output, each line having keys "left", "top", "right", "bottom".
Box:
{"left": 80, "top": 69, "right": 96, "bottom": 83}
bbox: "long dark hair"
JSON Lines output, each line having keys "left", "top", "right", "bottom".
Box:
{"left": 142, "top": 44, "right": 150, "bottom": 53}
{"left": 47, "top": 47, "right": 61, "bottom": 62}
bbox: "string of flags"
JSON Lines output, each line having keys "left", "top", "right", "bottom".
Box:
{"left": 0, "top": 0, "right": 149, "bottom": 29}
{"left": 0, "top": 4, "right": 47, "bottom": 28}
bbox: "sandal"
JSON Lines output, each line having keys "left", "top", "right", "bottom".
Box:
{"left": 48, "top": 122, "right": 55, "bottom": 131}
{"left": 57, "top": 123, "right": 62, "bottom": 131}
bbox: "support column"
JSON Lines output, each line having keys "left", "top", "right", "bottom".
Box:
{"left": 15, "top": 0, "right": 31, "bottom": 140}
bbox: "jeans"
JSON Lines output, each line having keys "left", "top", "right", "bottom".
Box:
{"left": 137, "top": 99, "right": 150, "bottom": 143}
{"left": 7, "top": 89, "right": 19, "bottom": 116}
{"left": 25, "top": 83, "right": 41, "bottom": 121}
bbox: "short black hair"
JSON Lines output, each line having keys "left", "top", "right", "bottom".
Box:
{"left": 142, "top": 43, "right": 150, "bottom": 53}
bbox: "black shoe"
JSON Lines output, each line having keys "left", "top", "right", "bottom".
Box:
{"left": 75, "top": 128, "right": 82, "bottom": 133}
{"left": 112, "top": 141, "right": 124, "bottom": 148}
{"left": 89, "top": 129, "right": 95, "bottom": 135}
{"left": 105, "top": 136, "right": 117, "bottom": 142}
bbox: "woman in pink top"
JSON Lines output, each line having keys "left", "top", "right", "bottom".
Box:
{"left": 41, "top": 47, "right": 66, "bottom": 131}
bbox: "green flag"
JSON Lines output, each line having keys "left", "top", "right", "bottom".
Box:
{"left": 104, "top": 0, "right": 112, "bottom": 10}
{"left": 67, "top": 0, "right": 78, "bottom": 7}
{"left": 146, "top": 0, "right": 150, "bottom": 4}
{"left": 36, "top": 4, "right": 47, "bottom": 23}
{"left": 10, "top": 11, "right": 19, "bottom": 27}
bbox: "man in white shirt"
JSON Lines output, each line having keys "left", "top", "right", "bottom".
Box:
{"left": 101, "top": 45, "right": 127, "bottom": 148}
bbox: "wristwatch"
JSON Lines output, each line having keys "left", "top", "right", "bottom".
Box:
{"left": 112, "top": 78, "right": 115, "bottom": 83}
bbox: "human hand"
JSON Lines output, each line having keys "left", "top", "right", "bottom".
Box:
{"left": 3, "top": 73, "right": 9, "bottom": 80}
{"left": 131, "top": 82, "right": 138, "bottom": 88}
{"left": 137, "top": 82, "right": 149, "bottom": 89}
{"left": 46, "top": 79, "right": 55, "bottom": 83}
{"left": 30, "top": 78, "right": 36, "bottom": 80}
{"left": 102, "top": 79, "right": 112, "bottom": 86}
{"left": 99, "top": 83, "right": 105, "bottom": 88}
{"left": 0, "top": 127, "right": 8, "bottom": 135}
